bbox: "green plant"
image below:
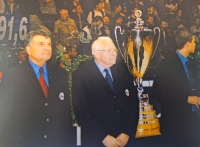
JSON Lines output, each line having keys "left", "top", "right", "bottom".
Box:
{"left": 57, "top": 50, "right": 92, "bottom": 124}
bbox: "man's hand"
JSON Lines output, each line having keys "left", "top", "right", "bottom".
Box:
{"left": 102, "top": 135, "right": 119, "bottom": 147}
{"left": 116, "top": 133, "right": 130, "bottom": 147}
{"left": 188, "top": 96, "right": 200, "bottom": 109}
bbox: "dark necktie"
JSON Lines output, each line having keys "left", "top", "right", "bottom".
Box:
{"left": 186, "top": 60, "right": 196, "bottom": 112}
{"left": 39, "top": 67, "right": 48, "bottom": 99}
{"left": 104, "top": 69, "right": 115, "bottom": 92}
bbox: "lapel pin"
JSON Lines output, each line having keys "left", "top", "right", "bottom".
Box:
{"left": 59, "top": 92, "right": 64, "bottom": 100}
{"left": 125, "top": 89, "right": 129, "bottom": 96}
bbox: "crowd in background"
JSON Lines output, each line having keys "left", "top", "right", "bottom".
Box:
{"left": 1, "top": 0, "right": 200, "bottom": 70}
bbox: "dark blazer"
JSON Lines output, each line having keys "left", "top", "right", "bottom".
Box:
{"left": 0, "top": 61, "right": 74, "bottom": 147}
{"left": 72, "top": 59, "right": 139, "bottom": 147}
{"left": 152, "top": 52, "right": 200, "bottom": 146}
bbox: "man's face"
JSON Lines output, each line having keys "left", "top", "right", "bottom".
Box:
{"left": 103, "top": 16, "right": 109, "bottom": 25}
{"left": 26, "top": 35, "right": 52, "bottom": 66}
{"left": 69, "top": 48, "right": 78, "bottom": 58}
{"left": 177, "top": 10, "right": 182, "bottom": 17}
{"left": 147, "top": 17, "right": 154, "bottom": 24}
{"left": 18, "top": 50, "right": 27, "bottom": 62}
{"left": 115, "top": 18, "right": 123, "bottom": 25}
{"left": 96, "top": 2, "right": 103, "bottom": 10}
{"left": 188, "top": 36, "right": 196, "bottom": 54}
{"left": 97, "top": 43, "right": 117, "bottom": 68}
{"left": 161, "top": 21, "right": 167, "bottom": 29}
{"left": 115, "top": 6, "right": 122, "bottom": 12}
{"left": 60, "top": 10, "right": 69, "bottom": 21}
{"left": 76, "top": 5, "right": 82, "bottom": 14}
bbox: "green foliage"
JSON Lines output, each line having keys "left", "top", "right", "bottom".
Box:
{"left": 57, "top": 50, "right": 92, "bottom": 124}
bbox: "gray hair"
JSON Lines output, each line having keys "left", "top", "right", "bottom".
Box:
{"left": 24, "top": 29, "right": 52, "bottom": 47}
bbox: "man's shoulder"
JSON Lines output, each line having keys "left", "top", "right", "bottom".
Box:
{"left": 54, "top": 19, "right": 61, "bottom": 24}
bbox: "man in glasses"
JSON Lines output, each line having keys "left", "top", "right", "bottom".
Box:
{"left": 72, "top": 36, "right": 139, "bottom": 147}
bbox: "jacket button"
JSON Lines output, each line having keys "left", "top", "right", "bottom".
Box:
{"left": 113, "top": 96, "right": 116, "bottom": 98}
{"left": 47, "top": 118, "right": 49, "bottom": 122}
{"left": 45, "top": 103, "right": 48, "bottom": 106}
{"left": 116, "top": 110, "right": 119, "bottom": 113}
{"left": 44, "top": 135, "right": 47, "bottom": 138}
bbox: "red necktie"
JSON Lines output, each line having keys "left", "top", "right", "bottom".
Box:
{"left": 39, "top": 67, "right": 48, "bottom": 99}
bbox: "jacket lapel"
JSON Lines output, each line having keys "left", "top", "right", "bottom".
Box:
{"left": 23, "top": 61, "right": 45, "bottom": 98}
{"left": 89, "top": 60, "right": 116, "bottom": 93}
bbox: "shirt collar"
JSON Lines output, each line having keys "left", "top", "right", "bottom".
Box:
{"left": 176, "top": 50, "right": 188, "bottom": 65}
{"left": 94, "top": 60, "right": 111, "bottom": 73}
{"left": 28, "top": 59, "right": 47, "bottom": 76}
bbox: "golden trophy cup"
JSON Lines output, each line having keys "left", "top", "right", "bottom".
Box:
{"left": 124, "top": 10, "right": 161, "bottom": 138}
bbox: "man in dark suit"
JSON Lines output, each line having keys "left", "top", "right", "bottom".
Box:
{"left": 72, "top": 36, "right": 139, "bottom": 147}
{"left": 152, "top": 28, "right": 200, "bottom": 146}
{"left": 70, "top": 5, "right": 87, "bottom": 32}
{"left": 0, "top": 29, "right": 74, "bottom": 147}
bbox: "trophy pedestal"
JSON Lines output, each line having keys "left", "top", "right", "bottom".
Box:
{"left": 135, "top": 105, "right": 161, "bottom": 138}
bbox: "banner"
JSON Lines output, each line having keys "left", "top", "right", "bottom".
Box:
{"left": 0, "top": 15, "right": 30, "bottom": 48}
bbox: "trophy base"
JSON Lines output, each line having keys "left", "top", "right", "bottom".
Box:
{"left": 135, "top": 124, "right": 161, "bottom": 138}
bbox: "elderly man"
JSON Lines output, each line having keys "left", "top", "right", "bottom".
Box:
{"left": 0, "top": 29, "right": 74, "bottom": 147}
{"left": 54, "top": 9, "right": 79, "bottom": 48}
{"left": 72, "top": 36, "right": 139, "bottom": 147}
{"left": 153, "top": 28, "right": 200, "bottom": 146}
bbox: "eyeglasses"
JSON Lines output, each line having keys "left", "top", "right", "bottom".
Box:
{"left": 97, "top": 49, "right": 118, "bottom": 53}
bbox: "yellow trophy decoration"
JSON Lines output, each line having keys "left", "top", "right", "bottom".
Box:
{"left": 125, "top": 10, "right": 161, "bottom": 138}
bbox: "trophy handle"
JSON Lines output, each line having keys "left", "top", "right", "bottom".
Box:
{"left": 114, "top": 26, "right": 126, "bottom": 62}
{"left": 151, "top": 27, "right": 161, "bottom": 59}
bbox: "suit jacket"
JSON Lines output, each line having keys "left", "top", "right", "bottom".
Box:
{"left": 152, "top": 52, "right": 200, "bottom": 146}
{"left": 0, "top": 61, "right": 74, "bottom": 147}
{"left": 72, "top": 59, "right": 139, "bottom": 147}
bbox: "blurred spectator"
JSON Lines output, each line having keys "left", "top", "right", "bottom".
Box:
{"left": 153, "top": 21, "right": 173, "bottom": 67}
{"left": 8, "top": 49, "right": 27, "bottom": 68}
{"left": 146, "top": 6, "right": 161, "bottom": 26}
{"left": 191, "top": 16, "right": 200, "bottom": 50}
{"left": 58, "top": 46, "right": 78, "bottom": 67}
{"left": 0, "top": 0, "right": 5, "bottom": 14}
{"left": 126, "top": 7, "right": 138, "bottom": 30}
{"left": 110, "top": 4, "right": 125, "bottom": 23}
{"left": 165, "top": 0, "right": 177, "bottom": 22}
{"left": 39, "top": 0, "right": 57, "bottom": 15}
{"left": 81, "top": 16, "right": 103, "bottom": 55}
{"left": 144, "top": 14, "right": 155, "bottom": 30}
{"left": 54, "top": 9, "right": 79, "bottom": 48}
{"left": 87, "top": 1, "right": 104, "bottom": 24}
{"left": 100, "top": 0, "right": 111, "bottom": 15}
{"left": 71, "top": 5, "right": 87, "bottom": 32}
{"left": 126, "top": 0, "right": 144, "bottom": 15}
{"left": 100, "top": 15, "right": 111, "bottom": 37}
{"left": 39, "top": 0, "right": 58, "bottom": 32}
{"left": 4, "top": 0, "right": 20, "bottom": 14}
{"left": 67, "top": 0, "right": 81, "bottom": 15}
{"left": 169, "top": 9, "right": 187, "bottom": 35}
{"left": 156, "top": 0, "right": 167, "bottom": 18}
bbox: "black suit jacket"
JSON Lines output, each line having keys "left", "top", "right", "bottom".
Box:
{"left": 72, "top": 60, "right": 139, "bottom": 147}
{"left": 0, "top": 61, "right": 74, "bottom": 147}
{"left": 152, "top": 52, "right": 200, "bottom": 146}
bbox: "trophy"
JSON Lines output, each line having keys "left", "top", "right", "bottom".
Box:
{"left": 124, "top": 10, "right": 161, "bottom": 138}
